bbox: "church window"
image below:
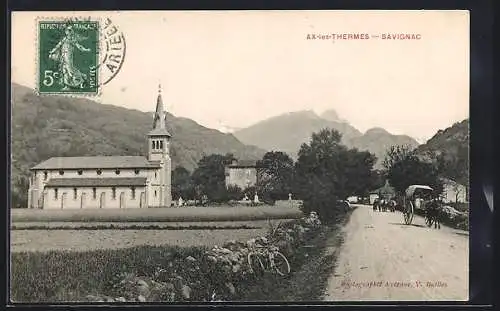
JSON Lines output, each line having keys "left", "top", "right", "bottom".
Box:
{"left": 96, "top": 169, "right": 102, "bottom": 175}
{"left": 59, "top": 170, "right": 64, "bottom": 176}
{"left": 54, "top": 188, "right": 58, "bottom": 199}
{"left": 131, "top": 187, "right": 136, "bottom": 199}
{"left": 112, "top": 187, "right": 116, "bottom": 199}
{"left": 115, "top": 169, "right": 120, "bottom": 175}
{"left": 134, "top": 169, "right": 140, "bottom": 175}
{"left": 160, "top": 141, "right": 163, "bottom": 149}
{"left": 78, "top": 170, "right": 83, "bottom": 175}
{"left": 44, "top": 171, "right": 48, "bottom": 180}
{"left": 73, "top": 188, "right": 77, "bottom": 200}
{"left": 92, "top": 188, "right": 97, "bottom": 199}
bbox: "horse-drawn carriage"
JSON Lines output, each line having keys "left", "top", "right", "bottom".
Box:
{"left": 399, "top": 185, "right": 440, "bottom": 227}
{"left": 373, "top": 197, "right": 396, "bottom": 212}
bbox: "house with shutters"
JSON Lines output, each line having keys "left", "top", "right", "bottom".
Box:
{"left": 27, "top": 86, "right": 172, "bottom": 209}
{"left": 224, "top": 159, "right": 260, "bottom": 190}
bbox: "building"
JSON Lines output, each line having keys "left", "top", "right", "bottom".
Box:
{"left": 27, "top": 86, "right": 173, "bottom": 209}
{"left": 440, "top": 178, "right": 467, "bottom": 203}
{"left": 225, "top": 159, "right": 259, "bottom": 190}
{"left": 369, "top": 180, "right": 396, "bottom": 204}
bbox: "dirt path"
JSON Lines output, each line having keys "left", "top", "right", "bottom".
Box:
{"left": 324, "top": 204, "right": 468, "bottom": 301}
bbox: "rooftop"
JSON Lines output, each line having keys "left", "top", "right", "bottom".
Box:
{"left": 227, "top": 160, "right": 259, "bottom": 168}
{"left": 31, "top": 156, "right": 161, "bottom": 170}
{"left": 45, "top": 177, "right": 147, "bottom": 187}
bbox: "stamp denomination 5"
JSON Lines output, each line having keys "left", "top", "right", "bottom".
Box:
{"left": 38, "top": 20, "right": 99, "bottom": 95}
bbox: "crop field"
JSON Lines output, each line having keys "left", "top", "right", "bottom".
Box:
{"left": 11, "top": 205, "right": 302, "bottom": 223}
{"left": 10, "top": 219, "right": 293, "bottom": 230}
{"left": 11, "top": 228, "right": 268, "bottom": 253}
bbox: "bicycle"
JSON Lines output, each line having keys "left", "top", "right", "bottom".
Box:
{"left": 247, "top": 244, "right": 291, "bottom": 277}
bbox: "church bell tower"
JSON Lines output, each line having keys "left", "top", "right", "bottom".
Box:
{"left": 147, "top": 84, "right": 172, "bottom": 207}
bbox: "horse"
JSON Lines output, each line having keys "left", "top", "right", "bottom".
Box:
{"left": 425, "top": 199, "right": 442, "bottom": 229}
{"left": 387, "top": 200, "right": 397, "bottom": 212}
{"left": 373, "top": 198, "right": 380, "bottom": 212}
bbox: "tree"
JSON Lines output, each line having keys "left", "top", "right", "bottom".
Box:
{"left": 383, "top": 145, "right": 443, "bottom": 197}
{"left": 191, "top": 153, "right": 235, "bottom": 203}
{"left": 171, "top": 166, "right": 193, "bottom": 200}
{"left": 294, "top": 128, "right": 376, "bottom": 222}
{"left": 256, "top": 151, "right": 295, "bottom": 201}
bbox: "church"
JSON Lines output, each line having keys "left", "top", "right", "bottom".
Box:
{"left": 27, "top": 87, "right": 172, "bottom": 209}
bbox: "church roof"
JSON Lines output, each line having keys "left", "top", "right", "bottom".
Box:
{"left": 227, "top": 160, "right": 259, "bottom": 168}
{"left": 45, "top": 177, "right": 147, "bottom": 187}
{"left": 148, "top": 127, "right": 171, "bottom": 137}
{"left": 31, "top": 156, "right": 160, "bottom": 170}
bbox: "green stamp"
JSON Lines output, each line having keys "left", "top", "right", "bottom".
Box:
{"left": 38, "top": 20, "right": 99, "bottom": 94}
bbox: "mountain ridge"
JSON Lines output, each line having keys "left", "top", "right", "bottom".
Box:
{"left": 233, "top": 109, "right": 420, "bottom": 167}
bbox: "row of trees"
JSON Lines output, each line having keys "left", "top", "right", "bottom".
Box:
{"left": 382, "top": 145, "right": 444, "bottom": 197}
{"left": 174, "top": 129, "right": 382, "bottom": 222}
{"left": 175, "top": 128, "right": 456, "bottom": 222}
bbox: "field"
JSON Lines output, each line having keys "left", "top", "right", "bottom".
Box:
{"left": 11, "top": 205, "right": 301, "bottom": 252}
{"left": 11, "top": 228, "right": 268, "bottom": 253}
{"left": 11, "top": 204, "right": 302, "bottom": 223}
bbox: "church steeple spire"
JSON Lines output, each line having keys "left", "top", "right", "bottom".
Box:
{"left": 152, "top": 84, "right": 166, "bottom": 130}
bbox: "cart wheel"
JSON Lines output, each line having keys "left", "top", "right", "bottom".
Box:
{"left": 403, "top": 202, "right": 414, "bottom": 225}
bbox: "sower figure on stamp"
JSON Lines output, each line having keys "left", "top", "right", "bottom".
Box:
{"left": 49, "top": 25, "right": 91, "bottom": 90}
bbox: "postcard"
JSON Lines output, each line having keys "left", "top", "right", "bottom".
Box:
{"left": 10, "top": 10, "right": 469, "bottom": 303}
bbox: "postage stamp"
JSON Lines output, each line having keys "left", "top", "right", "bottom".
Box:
{"left": 37, "top": 20, "right": 99, "bottom": 94}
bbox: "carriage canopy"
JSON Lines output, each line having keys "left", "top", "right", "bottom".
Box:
{"left": 405, "top": 185, "right": 433, "bottom": 198}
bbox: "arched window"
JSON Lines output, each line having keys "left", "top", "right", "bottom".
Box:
{"left": 134, "top": 169, "right": 140, "bottom": 175}
{"left": 160, "top": 140, "right": 163, "bottom": 149}
{"left": 44, "top": 171, "right": 48, "bottom": 180}
{"left": 115, "top": 169, "right": 120, "bottom": 175}
{"left": 59, "top": 170, "right": 64, "bottom": 176}
{"left": 92, "top": 188, "right": 97, "bottom": 199}
{"left": 54, "top": 188, "right": 58, "bottom": 199}
{"left": 73, "top": 188, "right": 77, "bottom": 200}
{"left": 77, "top": 170, "right": 83, "bottom": 175}
{"left": 154, "top": 190, "right": 157, "bottom": 197}
{"left": 112, "top": 187, "right": 116, "bottom": 199}
{"left": 152, "top": 141, "right": 155, "bottom": 149}
{"left": 154, "top": 171, "right": 157, "bottom": 179}
{"left": 131, "top": 187, "right": 136, "bottom": 199}
{"left": 96, "top": 169, "right": 102, "bottom": 175}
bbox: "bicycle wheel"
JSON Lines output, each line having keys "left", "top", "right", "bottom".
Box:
{"left": 271, "top": 252, "right": 291, "bottom": 276}
{"left": 247, "top": 252, "right": 265, "bottom": 277}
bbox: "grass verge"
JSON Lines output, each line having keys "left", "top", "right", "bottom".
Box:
{"left": 232, "top": 208, "right": 354, "bottom": 301}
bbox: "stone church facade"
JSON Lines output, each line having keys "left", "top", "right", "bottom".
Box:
{"left": 27, "top": 87, "right": 172, "bottom": 209}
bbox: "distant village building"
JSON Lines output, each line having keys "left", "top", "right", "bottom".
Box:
{"left": 27, "top": 86, "right": 173, "bottom": 209}
{"left": 440, "top": 178, "right": 467, "bottom": 203}
{"left": 369, "top": 180, "right": 396, "bottom": 204}
{"left": 224, "top": 159, "right": 259, "bottom": 190}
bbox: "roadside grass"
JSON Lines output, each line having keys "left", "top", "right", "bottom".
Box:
{"left": 10, "top": 208, "right": 352, "bottom": 303}
{"left": 232, "top": 208, "right": 354, "bottom": 301}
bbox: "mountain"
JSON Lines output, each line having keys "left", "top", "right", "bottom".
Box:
{"left": 233, "top": 109, "right": 419, "bottom": 167}
{"left": 416, "top": 119, "right": 469, "bottom": 185}
{"left": 349, "top": 127, "right": 420, "bottom": 168}
{"left": 10, "top": 83, "right": 266, "bottom": 206}
{"left": 233, "top": 110, "right": 363, "bottom": 158}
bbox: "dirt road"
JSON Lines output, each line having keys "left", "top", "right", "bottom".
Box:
{"left": 324, "top": 204, "right": 468, "bottom": 301}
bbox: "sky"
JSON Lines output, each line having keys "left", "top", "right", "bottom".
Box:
{"left": 11, "top": 10, "right": 469, "bottom": 143}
